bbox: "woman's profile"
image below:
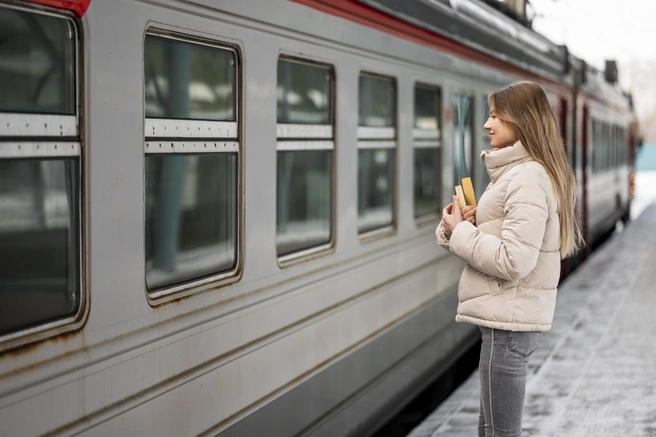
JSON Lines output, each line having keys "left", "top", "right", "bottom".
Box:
{"left": 436, "top": 81, "right": 582, "bottom": 437}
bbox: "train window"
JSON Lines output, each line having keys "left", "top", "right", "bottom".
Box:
{"left": 611, "top": 125, "right": 617, "bottom": 169}
{"left": 276, "top": 58, "right": 333, "bottom": 258}
{"left": 452, "top": 94, "right": 475, "bottom": 187}
{"left": 144, "top": 34, "right": 238, "bottom": 294}
{"left": 0, "top": 6, "right": 81, "bottom": 339}
{"left": 413, "top": 84, "right": 442, "bottom": 219}
{"left": 591, "top": 119, "right": 600, "bottom": 173}
{"left": 144, "top": 36, "right": 235, "bottom": 120}
{"left": 358, "top": 74, "right": 396, "bottom": 234}
{"left": 0, "top": 8, "right": 75, "bottom": 114}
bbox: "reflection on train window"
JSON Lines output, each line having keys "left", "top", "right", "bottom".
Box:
{"left": 359, "top": 148, "right": 394, "bottom": 233}
{"left": 590, "top": 119, "right": 628, "bottom": 173}
{"left": 277, "top": 151, "right": 332, "bottom": 256}
{"left": 0, "top": 7, "right": 75, "bottom": 114}
{"left": 413, "top": 85, "right": 442, "bottom": 218}
{"left": 277, "top": 60, "right": 331, "bottom": 125}
{"left": 144, "top": 33, "right": 239, "bottom": 293}
{"left": 0, "top": 160, "right": 80, "bottom": 336}
{"left": 144, "top": 35, "right": 235, "bottom": 121}
{"left": 276, "top": 59, "right": 333, "bottom": 258}
{"left": 358, "top": 73, "right": 396, "bottom": 234}
{"left": 359, "top": 74, "right": 395, "bottom": 127}
{"left": 452, "top": 94, "right": 475, "bottom": 188}
{"left": 0, "top": 6, "right": 81, "bottom": 341}
{"left": 145, "top": 155, "right": 237, "bottom": 289}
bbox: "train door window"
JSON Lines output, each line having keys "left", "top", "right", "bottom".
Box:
{"left": 276, "top": 58, "right": 333, "bottom": 259}
{"left": 413, "top": 84, "right": 441, "bottom": 219}
{"left": 143, "top": 33, "right": 238, "bottom": 296}
{"left": 452, "top": 94, "right": 475, "bottom": 188}
{"left": 357, "top": 73, "right": 396, "bottom": 235}
{"left": 0, "top": 5, "right": 82, "bottom": 341}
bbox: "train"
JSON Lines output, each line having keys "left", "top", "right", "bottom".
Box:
{"left": 0, "top": 0, "right": 638, "bottom": 436}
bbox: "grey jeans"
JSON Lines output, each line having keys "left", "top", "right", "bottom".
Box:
{"left": 478, "top": 327, "right": 540, "bottom": 437}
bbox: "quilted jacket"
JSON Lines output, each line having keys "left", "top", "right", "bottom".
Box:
{"left": 436, "top": 141, "right": 561, "bottom": 331}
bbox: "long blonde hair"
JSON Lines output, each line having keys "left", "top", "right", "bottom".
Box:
{"left": 489, "top": 81, "right": 583, "bottom": 258}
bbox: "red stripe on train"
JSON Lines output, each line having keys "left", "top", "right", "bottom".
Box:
{"left": 290, "top": 0, "right": 561, "bottom": 85}
{"left": 27, "top": 0, "right": 90, "bottom": 17}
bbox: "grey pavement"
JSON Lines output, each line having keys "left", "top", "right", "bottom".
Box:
{"left": 409, "top": 203, "right": 656, "bottom": 437}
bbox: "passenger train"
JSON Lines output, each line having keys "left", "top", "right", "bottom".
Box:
{"left": 0, "top": 0, "right": 638, "bottom": 436}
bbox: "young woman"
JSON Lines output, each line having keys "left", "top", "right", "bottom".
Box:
{"left": 436, "top": 81, "right": 582, "bottom": 437}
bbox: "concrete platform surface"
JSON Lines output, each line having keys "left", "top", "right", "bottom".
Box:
{"left": 409, "top": 203, "right": 656, "bottom": 437}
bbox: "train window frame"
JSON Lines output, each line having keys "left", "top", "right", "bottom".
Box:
{"left": 412, "top": 82, "right": 443, "bottom": 224}
{"left": 275, "top": 55, "right": 336, "bottom": 266}
{"left": 357, "top": 71, "right": 397, "bottom": 240}
{"left": 142, "top": 29, "right": 242, "bottom": 305}
{"left": 0, "top": 3, "right": 87, "bottom": 352}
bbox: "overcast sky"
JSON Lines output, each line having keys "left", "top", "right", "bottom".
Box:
{"left": 528, "top": 0, "right": 656, "bottom": 140}
{"left": 530, "top": 0, "right": 656, "bottom": 77}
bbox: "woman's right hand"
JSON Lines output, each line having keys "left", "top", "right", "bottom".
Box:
{"left": 462, "top": 205, "right": 477, "bottom": 226}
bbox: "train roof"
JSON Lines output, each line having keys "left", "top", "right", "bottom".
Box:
{"left": 357, "top": 0, "right": 568, "bottom": 80}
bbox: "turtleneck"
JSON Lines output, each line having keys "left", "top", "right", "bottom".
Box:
{"left": 480, "top": 141, "right": 532, "bottom": 183}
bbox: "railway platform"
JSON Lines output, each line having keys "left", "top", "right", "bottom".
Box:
{"left": 408, "top": 202, "right": 656, "bottom": 437}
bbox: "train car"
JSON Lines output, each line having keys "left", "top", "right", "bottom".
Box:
{"left": 0, "top": 0, "right": 636, "bottom": 436}
{"left": 574, "top": 64, "right": 637, "bottom": 249}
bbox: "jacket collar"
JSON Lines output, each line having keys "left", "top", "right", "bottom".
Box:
{"left": 481, "top": 141, "right": 531, "bottom": 183}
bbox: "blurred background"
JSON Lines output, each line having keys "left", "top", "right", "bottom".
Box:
{"left": 528, "top": 0, "right": 656, "bottom": 218}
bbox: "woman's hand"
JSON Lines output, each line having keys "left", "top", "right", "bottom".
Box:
{"left": 462, "top": 205, "right": 477, "bottom": 226}
{"left": 442, "top": 196, "right": 476, "bottom": 239}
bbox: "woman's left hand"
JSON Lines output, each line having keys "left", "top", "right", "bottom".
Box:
{"left": 441, "top": 195, "right": 465, "bottom": 239}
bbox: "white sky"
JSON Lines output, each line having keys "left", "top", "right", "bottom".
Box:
{"left": 530, "top": 0, "right": 656, "bottom": 76}
{"left": 528, "top": 0, "right": 656, "bottom": 141}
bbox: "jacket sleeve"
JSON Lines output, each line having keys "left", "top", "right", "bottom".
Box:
{"left": 435, "top": 221, "right": 450, "bottom": 250}
{"left": 448, "top": 171, "right": 550, "bottom": 281}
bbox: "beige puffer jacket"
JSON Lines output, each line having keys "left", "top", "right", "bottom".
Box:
{"left": 436, "top": 141, "right": 561, "bottom": 332}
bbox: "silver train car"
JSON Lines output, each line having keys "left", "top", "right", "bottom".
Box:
{"left": 0, "top": 0, "right": 637, "bottom": 436}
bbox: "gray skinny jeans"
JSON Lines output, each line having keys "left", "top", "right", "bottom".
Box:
{"left": 478, "top": 327, "right": 540, "bottom": 437}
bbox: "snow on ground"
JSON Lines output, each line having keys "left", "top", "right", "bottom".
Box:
{"left": 631, "top": 170, "right": 656, "bottom": 220}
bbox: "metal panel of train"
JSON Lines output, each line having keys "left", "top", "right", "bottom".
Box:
{"left": 0, "top": 0, "right": 637, "bottom": 436}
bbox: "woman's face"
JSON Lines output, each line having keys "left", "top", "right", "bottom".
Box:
{"left": 484, "top": 107, "right": 518, "bottom": 148}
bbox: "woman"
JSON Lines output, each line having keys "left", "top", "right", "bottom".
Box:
{"left": 436, "top": 81, "right": 582, "bottom": 437}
